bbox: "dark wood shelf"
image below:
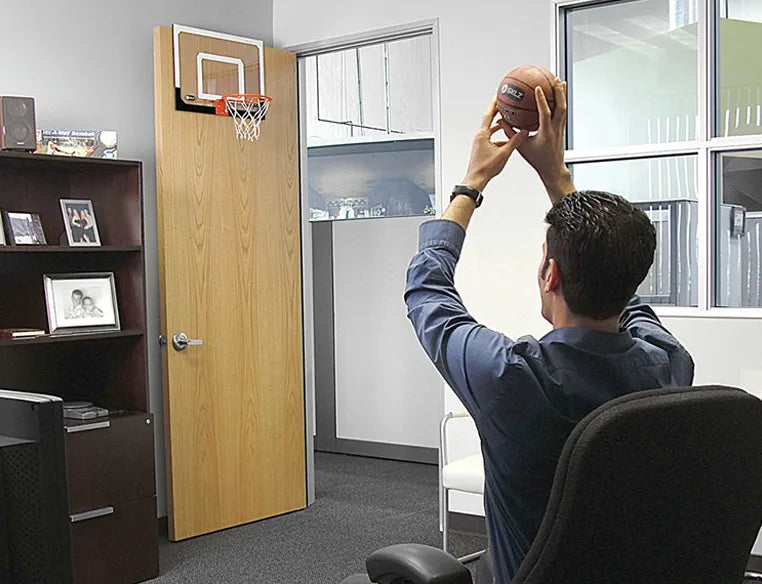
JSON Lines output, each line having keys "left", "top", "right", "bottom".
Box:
{"left": 0, "top": 150, "right": 156, "bottom": 584}
{"left": 0, "top": 329, "right": 143, "bottom": 347}
{"left": 0, "top": 245, "right": 142, "bottom": 254}
{"left": 0, "top": 150, "right": 140, "bottom": 170}
{"left": 63, "top": 410, "right": 149, "bottom": 433}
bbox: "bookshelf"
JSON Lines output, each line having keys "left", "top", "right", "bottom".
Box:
{"left": 0, "top": 151, "right": 158, "bottom": 584}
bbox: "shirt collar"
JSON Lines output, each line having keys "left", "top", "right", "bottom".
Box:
{"left": 540, "top": 326, "right": 635, "bottom": 353}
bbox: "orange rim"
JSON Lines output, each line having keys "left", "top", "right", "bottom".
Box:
{"left": 215, "top": 94, "right": 272, "bottom": 116}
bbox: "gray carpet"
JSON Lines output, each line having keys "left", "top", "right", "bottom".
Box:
{"left": 148, "top": 452, "right": 486, "bottom": 583}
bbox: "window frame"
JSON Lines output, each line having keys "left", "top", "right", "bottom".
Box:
{"left": 552, "top": 0, "right": 762, "bottom": 317}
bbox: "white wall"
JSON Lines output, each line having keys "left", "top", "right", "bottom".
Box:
{"left": 332, "top": 216, "right": 442, "bottom": 448}
{"left": 275, "top": 0, "right": 762, "bottom": 541}
{"left": 3, "top": 0, "right": 273, "bottom": 516}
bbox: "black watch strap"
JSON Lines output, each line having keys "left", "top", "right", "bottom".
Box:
{"left": 451, "top": 185, "right": 483, "bottom": 208}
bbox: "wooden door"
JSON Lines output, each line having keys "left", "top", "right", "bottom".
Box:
{"left": 153, "top": 27, "right": 305, "bottom": 540}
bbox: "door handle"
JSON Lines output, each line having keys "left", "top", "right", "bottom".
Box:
{"left": 172, "top": 332, "right": 204, "bottom": 352}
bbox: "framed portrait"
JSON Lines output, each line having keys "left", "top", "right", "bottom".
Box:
{"left": 60, "top": 199, "right": 101, "bottom": 246}
{"left": 43, "top": 273, "right": 120, "bottom": 334}
{"left": 4, "top": 211, "right": 46, "bottom": 245}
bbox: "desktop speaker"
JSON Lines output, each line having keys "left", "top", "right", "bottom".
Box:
{"left": 0, "top": 96, "right": 37, "bottom": 151}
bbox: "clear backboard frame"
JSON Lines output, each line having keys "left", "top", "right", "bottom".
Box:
{"left": 172, "top": 24, "right": 266, "bottom": 115}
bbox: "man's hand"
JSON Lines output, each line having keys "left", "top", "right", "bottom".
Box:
{"left": 502, "top": 78, "right": 575, "bottom": 204}
{"left": 461, "top": 98, "right": 529, "bottom": 193}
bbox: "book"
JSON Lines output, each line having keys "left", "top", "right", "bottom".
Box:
{"left": 35, "top": 130, "right": 117, "bottom": 159}
{"left": 0, "top": 328, "right": 46, "bottom": 339}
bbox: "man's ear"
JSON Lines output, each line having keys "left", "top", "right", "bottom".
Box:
{"left": 545, "top": 258, "right": 562, "bottom": 293}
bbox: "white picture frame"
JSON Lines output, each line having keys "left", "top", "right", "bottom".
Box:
{"left": 43, "top": 272, "right": 120, "bottom": 334}
{"left": 60, "top": 199, "right": 101, "bottom": 247}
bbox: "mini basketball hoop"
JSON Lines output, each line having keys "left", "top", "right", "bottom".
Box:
{"left": 215, "top": 94, "right": 272, "bottom": 141}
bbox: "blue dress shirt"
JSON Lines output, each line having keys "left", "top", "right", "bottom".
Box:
{"left": 404, "top": 219, "right": 695, "bottom": 583}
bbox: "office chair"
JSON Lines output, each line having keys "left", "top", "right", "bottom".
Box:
{"left": 340, "top": 385, "right": 762, "bottom": 584}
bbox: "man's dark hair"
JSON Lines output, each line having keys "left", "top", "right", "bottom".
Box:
{"left": 544, "top": 190, "right": 656, "bottom": 320}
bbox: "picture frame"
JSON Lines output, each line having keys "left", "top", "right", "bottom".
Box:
{"left": 4, "top": 211, "right": 46, "bottom": 245}
{"left": 43, "top": 272, "right": 120, "bottom": 335}
{"left": 60, "top": 199, "right": 101, "bottom": 246}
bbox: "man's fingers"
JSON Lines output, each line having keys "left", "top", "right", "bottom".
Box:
{"left": 509, "top": 130, "right": 530, "bottom": 150}
{"left": 489, "top": 122, "right": 505, "bottom": 137}
{"left": 552, "top": 79, "right": 568, "bottom": 129}
{"left": 499, "top": 118, "right": 518, "bottom": 138}
{"left": 535, "top": 86, "right": 552, "bottom": 133}
{"left": 481, "top": 97, "right": 499, "bottom": 130}
{"left": 495, "top": 130, "right": 529, "bottom": 152}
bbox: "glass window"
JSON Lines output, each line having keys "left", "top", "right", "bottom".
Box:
{"left": 564, "top": 0, "right": 698, "bottom": 149}
{"left": 387, "top": 36, "right": 433, "bottom": 134}
{"left": 717, "top": 0, "right": 762, "bottom": 137}
{"left": 570, "top": 156, "right": 699, "bottom": 306}
{"left": 303, "top": 34, "right": 436, "bottom": 222}
{"left": 307, "top": 139, "right": 436, "bottom": 221}
{"left": 304, "top": 37, "right": 433, "bottom": 145}
{"left": 716, "top": 150, "right": 762, "bottom": 307}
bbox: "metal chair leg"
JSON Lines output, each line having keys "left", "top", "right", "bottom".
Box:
{"left": 442, "top": 487, "right": 450, "bottom": 554}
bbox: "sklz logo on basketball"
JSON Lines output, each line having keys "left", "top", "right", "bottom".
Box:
{"left": 501, "top": 84, "right": 525, "bottom": 101}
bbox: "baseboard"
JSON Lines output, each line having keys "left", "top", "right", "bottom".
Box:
{"left": 315, "top": 441, "right": 437, "bottom": 465}
{"left": 747, "top": 554, "right": 762, "bottom": 573}
{"left": 449, "top": 511, "right": 486, "bottom": 536}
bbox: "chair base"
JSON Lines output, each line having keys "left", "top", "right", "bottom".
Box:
{"left": 339, "top": 575, "right": 372, "bottom": 584}
{"left": 458, "top": 549, "right": 485, "bottom": 564}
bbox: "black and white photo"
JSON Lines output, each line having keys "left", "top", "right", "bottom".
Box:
{"left": 5, "top": 212, "right": 46, "bottom": 245}
{"left": 60, "top": 199, "right": 101, "bottom": 246}
{"left": 44, "top": 273, "right": 120, "bottom": 334}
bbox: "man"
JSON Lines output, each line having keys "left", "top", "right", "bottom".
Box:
{"left": 404, "top": 79, "right": 694, "bottom": 583}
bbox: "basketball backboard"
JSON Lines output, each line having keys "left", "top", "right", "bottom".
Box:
{"left": 172, "top": 25, "right": 265, "bottom": 114}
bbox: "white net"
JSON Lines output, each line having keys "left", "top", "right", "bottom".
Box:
{"left": 224, "top": 95, "right": 272, "bottom": 141}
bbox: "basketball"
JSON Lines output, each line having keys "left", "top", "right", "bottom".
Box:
{"left": 496, "top": 65, "right": 557, "bottom": 131}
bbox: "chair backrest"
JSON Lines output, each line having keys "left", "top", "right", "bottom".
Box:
{"left": 511, "top": 385, "right": 762, "bottom": 584}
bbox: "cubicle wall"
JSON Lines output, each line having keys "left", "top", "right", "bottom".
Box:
{"left": 312, "top": 216, "right": 442, "bottom": 463}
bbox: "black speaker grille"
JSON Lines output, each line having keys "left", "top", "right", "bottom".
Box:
{"left": 7, "top": 122, "right": 32, "bottom": 143}
{"left": 2, "top": 444, "right": 54, "bottom": 584}
{"left": 5, "top": 100, "right": 28, "bottom": 118}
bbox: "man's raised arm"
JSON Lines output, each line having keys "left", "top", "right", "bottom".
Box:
{"left": 403, "top": 99, "right": 526, "bottom": 416}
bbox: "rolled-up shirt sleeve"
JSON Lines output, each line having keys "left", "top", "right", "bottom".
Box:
{"left": 404, "top": 219, "right": 517, "bottom": 419}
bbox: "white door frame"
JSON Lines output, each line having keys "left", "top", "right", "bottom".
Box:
{"left": 288, "top": 18, "right": 443, "bottom": 503}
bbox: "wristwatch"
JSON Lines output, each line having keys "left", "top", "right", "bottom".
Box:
{"left": 451, "top": 185, "right": 483, "bottom": 208}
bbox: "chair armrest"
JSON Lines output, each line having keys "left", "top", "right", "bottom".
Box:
{"left": 440, "top": 411, "right": 473, "bottom": 466}
{"left": 366, "top": 544, "right": 473, "bottom": 584}
{"left": 448, "top": 410, "right": 471, "bottom": 419}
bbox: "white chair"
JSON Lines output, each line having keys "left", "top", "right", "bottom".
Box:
{"left": 439, "top": 410, "right": 485, "bottom": 563}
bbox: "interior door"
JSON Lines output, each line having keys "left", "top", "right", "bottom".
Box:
{"left": 153, "top": 26, "right": 306, "bottom": 541}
